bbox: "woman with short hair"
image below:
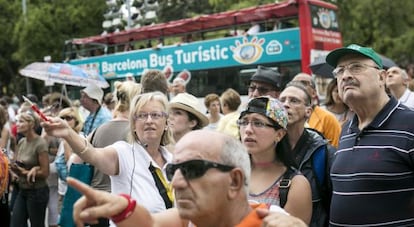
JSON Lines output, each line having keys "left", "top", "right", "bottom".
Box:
{"left": 41, "top": 92, "right": 175, "bottom": 227}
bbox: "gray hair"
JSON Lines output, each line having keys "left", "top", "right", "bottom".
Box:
{"left": 219, "top": 136, "right": 251, "bottom": 196}
{"left": 401, "top": 69, "right": 409, "bottom": 80}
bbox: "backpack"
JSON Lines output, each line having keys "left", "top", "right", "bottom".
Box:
{"left": 279, "top": 146, "right": 327, "bottom": 207}
{"left": 0, "top": 149, "right": 9, "bottom": 197}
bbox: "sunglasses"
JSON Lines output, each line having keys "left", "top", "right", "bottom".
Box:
{"left": 248, "top": 85, "right": 273, "bottom": 95}
{"left": 60, "top": 116, "right": 75, "bottom": 121}
{"left": 165, "top": 159, "right": 235, "bottom": 181}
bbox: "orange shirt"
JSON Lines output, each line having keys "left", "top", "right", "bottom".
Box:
{"left": 189, "top": 203, "right": 267, "bottom": 227}
{"left": 235, "top": 203, "right": 267, "bottom": 227}
{"left": 308, "top": 106, "right": 341, "bottom": 147}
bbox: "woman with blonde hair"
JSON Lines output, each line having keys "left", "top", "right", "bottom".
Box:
{"left": 81, "top": 80, "right": 141, "bottom": 227}
{"left": 56, "top": 107, "right": 84, "bottom": 184}
{"left": 42, "top": 92, "right": 174, "bottom": 226}
{"left": 10, "top": 111, "right": 49, "bottom": 227}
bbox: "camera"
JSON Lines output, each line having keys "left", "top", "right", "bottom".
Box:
{"left": 15, "top": 161, "right": 26, "bottom": 168}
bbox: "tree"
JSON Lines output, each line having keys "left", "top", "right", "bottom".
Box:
{"left": 5, "top": 0, "right": 106, "bottom": 96}
{"left": 336, "top": 0, "right": 414, "bottom": 66}
{"left": 0, "top": 0, "right": 20, "bottom": 96}
{"left": 158, "top": 0, "right": 214, "bottom": 21}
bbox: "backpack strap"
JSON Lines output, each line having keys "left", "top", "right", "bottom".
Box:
{"left": 279, "top": 167, "right": 297, "bottom": 208}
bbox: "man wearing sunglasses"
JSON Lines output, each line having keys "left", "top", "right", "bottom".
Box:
{"left": 67, "top": 130, "right": 307, "bottom": 227}
{"left": 248, "top": 65, "right": 288, "bottom": 99}
{"left": 326, "top": 44, "right": 414, "bottom": 226}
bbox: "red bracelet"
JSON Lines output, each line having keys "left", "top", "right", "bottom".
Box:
{"left": 111, "top": 194, "right": 137, "bottom": 223}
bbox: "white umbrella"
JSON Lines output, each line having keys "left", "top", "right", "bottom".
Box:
{"left": 19, "top": 62, "right": 109, "bottom": 88}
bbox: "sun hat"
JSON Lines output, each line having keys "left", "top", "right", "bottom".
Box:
{"left": 81, "top": 83, "right": 104, "bottom": 105}
{"left": 250, "top": 65, "right": 286, "bottom": 91}
{"left": 326, "top": 44, "right": 383, "bottom": 69}
{"left": 239, "top": 96, "right": 288, "bottom": 129}
{"left": 169, "top": 93, "right": 209, "bottom": 127}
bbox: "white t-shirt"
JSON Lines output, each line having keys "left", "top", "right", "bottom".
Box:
{"left": 400, "top": 88, "right": 414, "bottom": 110}
{"left": 109, "top": 141, "right": 172, "bottom": 226}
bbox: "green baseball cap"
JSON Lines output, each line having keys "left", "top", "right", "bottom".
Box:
{"left": 326, "top": 44, "right": 383, "bottom": 69}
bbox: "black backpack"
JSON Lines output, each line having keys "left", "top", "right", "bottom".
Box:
{"left": 279, "top": 145, "right": 328, "bottom": 208}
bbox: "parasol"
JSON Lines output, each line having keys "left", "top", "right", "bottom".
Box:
{"left": 19, "top": 62, "right": 109, "bottom": 88}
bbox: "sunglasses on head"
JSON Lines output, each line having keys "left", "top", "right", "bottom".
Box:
{"left": 165, "top": 159, "right": 235, "bottom": 181}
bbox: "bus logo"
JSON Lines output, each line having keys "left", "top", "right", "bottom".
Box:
{"left": 266, "top": 40, "right": 283, "bottom": 55}
{"left": 230, "top": 36, "right": 264, "bottom": 64}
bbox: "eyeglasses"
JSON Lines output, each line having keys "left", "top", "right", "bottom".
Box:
{"left": 333, "top": 62, "right": 380, "bottom": 78}
{"left": 60, "top": 116, "right": 75, "bottom": 121}
{"left": 236, "top": 119, "right": 276, "bottom": 129}
{"left": 134, "top": 111, "right": 167, "bottom": 121}
{"left": 165, "top": 159, "right": 234, "bottom": 181}
{"left": 248, "top": 85, "right": 273, "bottom": 95}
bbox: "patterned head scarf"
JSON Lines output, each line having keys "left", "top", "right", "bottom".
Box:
{"left": 240, "top": 96, "right": 288, "bottom": 129}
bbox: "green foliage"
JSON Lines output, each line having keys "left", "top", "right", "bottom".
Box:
{"left": 12, "top": 0, "right": 106, "bottom": 64}
{"left": 208, "top": 0, "right": 274, "bottom": 11}
{"left": 158, "top": 0, "right": 214, "bottom": 21}
{"left": 0, "top": 0, "right": 21, "bottom": 94}
{"left": 337, "top": 0, "right": 414, "bottom": 66}
{"left": 1, "top": 0, "right": 106, "bottom": 96}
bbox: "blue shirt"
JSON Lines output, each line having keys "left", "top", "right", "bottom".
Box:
{"left": 330, "top": 97, "right": 414, "bottom": 226}
{"left": 82, "top": 106, "right": 112, "bottom": 136}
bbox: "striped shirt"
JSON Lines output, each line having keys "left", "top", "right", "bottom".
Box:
{"left": 330, "top": 97, "right": 414, "bottom": 227}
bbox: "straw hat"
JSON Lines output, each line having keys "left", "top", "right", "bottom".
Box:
{"left": 169, "top": 93, "right": 209, "bottom": 127}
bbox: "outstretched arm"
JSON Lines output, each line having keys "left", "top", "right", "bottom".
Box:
{"left": 67, "top": 178, "right": 185, "bottom": 227}
{"left": 41, "top": 118, "right": 119, "bottom": 175}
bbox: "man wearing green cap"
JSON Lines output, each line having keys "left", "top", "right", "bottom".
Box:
{"left": 326, "top": 44, "right": 414, "bottom": 226}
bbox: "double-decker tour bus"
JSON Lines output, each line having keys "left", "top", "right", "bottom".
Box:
{"left": 65, "top": 0, "right": 342, "bottom": 98}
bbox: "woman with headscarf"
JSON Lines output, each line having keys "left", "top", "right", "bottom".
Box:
{"left": 238, "top": 96, "right": 312, "bottom": 225}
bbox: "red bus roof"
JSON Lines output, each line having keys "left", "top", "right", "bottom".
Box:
{"left": 71, "top": 0, "right": 337, "bottom": 45}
